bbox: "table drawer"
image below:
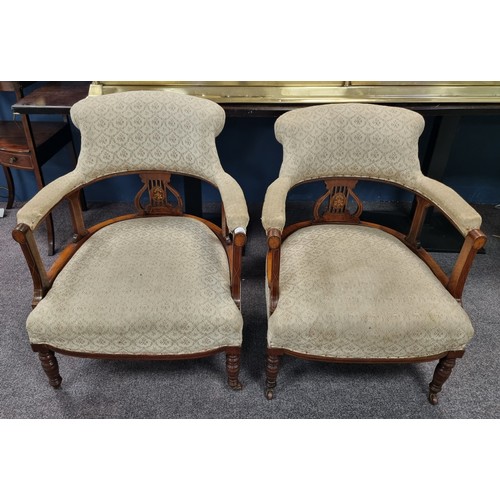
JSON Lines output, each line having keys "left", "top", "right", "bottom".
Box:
{"left": 0, "top": 150, "right": 33, "bottom": 170}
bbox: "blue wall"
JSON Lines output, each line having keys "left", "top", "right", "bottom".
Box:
{"left": 446, "top": 115, "right": 500, "bottom": 202}
{"left": 1, "top": 86, "right": 500, "bottom": 207}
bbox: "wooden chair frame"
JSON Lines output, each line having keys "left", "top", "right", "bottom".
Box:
{"left": 265, "top": 177, "right": 486, "bottom": 404}
{"left": 12, "top": 170, "right": 246, "bottom": 390}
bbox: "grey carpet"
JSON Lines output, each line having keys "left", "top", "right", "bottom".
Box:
{"left": 0, "top": 201, "right": 499, "bottom": 418}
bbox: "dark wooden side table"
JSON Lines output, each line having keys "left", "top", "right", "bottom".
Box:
{"left": 8, "top": 82, "right": 89, "bottom": 255}
{"left": 4, "top": 82, "right": 90, "bottom": 255}
{"left": 12, "top": 82, "right": 90, "bottom": 115}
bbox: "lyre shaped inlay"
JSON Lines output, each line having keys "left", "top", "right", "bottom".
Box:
{"left": 134, "top": 173, "right": 184, "bottom": 215}
{"left": 313, "top": 179, "right": 363, "bottom": 223}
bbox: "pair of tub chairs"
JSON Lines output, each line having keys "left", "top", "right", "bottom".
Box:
{"left": 13, "top": 91, "right": 485, "bottom": 405}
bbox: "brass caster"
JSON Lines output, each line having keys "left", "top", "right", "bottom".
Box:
{"left": 266, "top": 388, "right": 274, "bottom": 400}
{"left": 229, "top": 380, "right": 243, "bottom": 391}
{"left": 428, "top": 392, "right": 439, "bottom": 405}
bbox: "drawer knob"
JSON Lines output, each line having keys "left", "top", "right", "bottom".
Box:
{"left": 9, "top": 156, "right": 17, "bottom": 164}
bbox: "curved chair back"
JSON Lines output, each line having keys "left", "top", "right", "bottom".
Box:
{"left": 71, "top": 90, "right": 226, "bottom": 184}
{"left": 275, "top": 102, "right": 425, "bottom": 187}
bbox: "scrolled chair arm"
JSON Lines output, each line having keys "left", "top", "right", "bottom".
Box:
{"left": 261, "top": 176, "right": 293, "bottom": 232}
{"left": 228, "top": 225, "right": 247, "bottom": 310}
{"left": 13, "top": 171, "right": 87, "bottom": 306}
{"left": 265, "top": 227, "right": 283, "bottom": 316}
{"left": 447, "top": 228, "right": 487, "bottom": 300}
{"left": 16, "top": 171, "right": 85, "bottom": 231}
{"left": 232, "top": 226, "right": 247, "bottom": 246}
{"left": 267, "top": 227, "right": 282, "bottom": 249}
{"left": 215, "top": 171, "right": 250, "bottom": 233}
{"left": 408, "top": 177, "right": 486, "bottom": 301}
{"left": 413, "top": 176, "right": 482, "bottom": 237}
{"left": 216, "top": 172, "right": 248, "bottom": 310}
{"left": 261, "top": 176, "right": 291, "bottom": 315}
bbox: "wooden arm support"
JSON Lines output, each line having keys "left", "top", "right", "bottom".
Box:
{"left": 406, "top": 195, "right": 432, "bottom": 248}
{"left": 13, "top": 189, "right": 90, "bottom": 308}
{"left": 405, "top": 194, "right": 487, "bottom": 302}
{"left": 67, "top": 190, "right": 88, "bottom": 242}
{"left": 12, "top": 223, "right": 50, "bottom": 308}
{"left": 230, "top": 228, "right": 246, "bottom": 309}
{"left": 221, "top": 203, "right": 230, "bottom": 242}
{"left": 447, "top": 229, "right": 487, "bottom": 300}
{"left": 267, "top": 228, "right": 282, "bottom": 315}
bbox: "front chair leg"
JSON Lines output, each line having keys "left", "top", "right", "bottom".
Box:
{"left": 38, "top": 348, "right": 62, "bottom": 388}
{"left": 226, "top": 350, "right": 243, "bottom": 390}
{"left": 428, "top": 353, "right": 460, "bottom": 405}
{"left": 265, "top": 352, "right": 280, "bottom": 400}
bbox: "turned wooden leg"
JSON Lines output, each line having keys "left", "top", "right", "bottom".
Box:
{"left": 428, "top": 354, "right": 458, "bottom": 405}
{"left": 2, "top": 165, "right": 15, "bottom": 209}
{"left": 265, "top": 353, "right": 280, "bottom": 400}
{"left": 38, "top": 349, "right": 62, "bottom": 388}
{"left": 226, "top": 351, "right": 243, "bottom": 390}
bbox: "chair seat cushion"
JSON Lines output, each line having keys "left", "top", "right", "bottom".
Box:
{"left": 27, "top": 217, "right": 242, "bottom": 355}
{"left": 268, "top": 224, "right": 474, "bottom": 359}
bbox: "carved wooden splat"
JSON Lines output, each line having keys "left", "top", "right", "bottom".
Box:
{"left": 134, "top": 173, "right": 183, "bottom": 215}
{"left": 313, "top": 179, "right": 363, "bottom": 223}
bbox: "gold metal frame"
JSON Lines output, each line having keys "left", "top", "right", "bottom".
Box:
{"left": 89, "top": 81, "right": 500, "bottom": 103}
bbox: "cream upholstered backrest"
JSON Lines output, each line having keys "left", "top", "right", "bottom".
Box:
{"left": 17, "top": 89, "right": 249, "bottom": 233}
{"left": 275, "top": 102, "right": 425, "bottom": 186}
{"left": 263, "top": 102, "right": 481, "bottom": 235}
{"left": 70, "top": 90, "right": 226, "bottom": 184}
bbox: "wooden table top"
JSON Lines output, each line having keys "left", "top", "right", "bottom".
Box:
{"left": 12, "top": 82, "right": 91, "bottom": 115}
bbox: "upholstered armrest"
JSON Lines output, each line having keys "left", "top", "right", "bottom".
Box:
{"left": 414, "top": 177, "right": 482, "bottom": 237}
{"left": 215, "top": 172, "right": 249, "bottom": 233}
{"left": 17, "top": 171, "right": 85, "bottom": 230}
{"left": 261, "top": 176, "right": 293, "bottom": 232}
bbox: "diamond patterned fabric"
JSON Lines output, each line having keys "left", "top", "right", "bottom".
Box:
{"left": 275, "top": 102, "right": 424, "bottom": 185}
{"left": 17, "top": 90, "right": 249, "bottom": 232}
{"left": 267, "top": 224, "right": 474, "bottom": 359}
{"left": 27, "top": 217, "right": 243, "bottom": 355}
{"left": 71, "top": 90, "right": 226, "bottom": 183}
{"left": 262, "top": 103, "right": 481, "bottom": 236}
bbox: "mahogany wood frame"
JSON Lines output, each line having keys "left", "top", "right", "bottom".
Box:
{"left": 12, "top": 170, "right": 246, "bottom": 391}
{"left": 265, "top": 177, "right": 486, "bottom": 404}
